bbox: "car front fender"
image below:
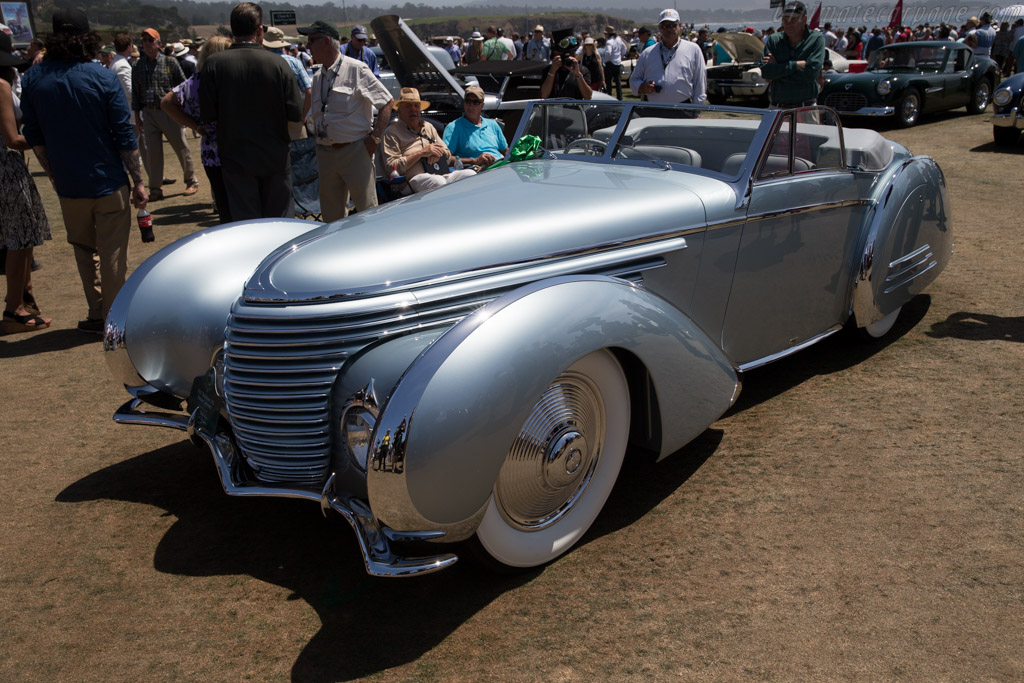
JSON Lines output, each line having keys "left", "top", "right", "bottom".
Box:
{"left": 365, "top": 275, "right": 739, "bottom": 539}
{"left": 104, "top": 218, "right": 324, "bottom": 398}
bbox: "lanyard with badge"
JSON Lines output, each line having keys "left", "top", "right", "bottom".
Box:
{"left": 316, "top": 58, "right": 341, "bottom": 139}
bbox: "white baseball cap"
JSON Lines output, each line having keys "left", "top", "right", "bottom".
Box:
{"left": 659, "top": 9, "right": 681, "bottom": 24}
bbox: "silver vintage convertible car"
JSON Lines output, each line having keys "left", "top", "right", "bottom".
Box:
{"left": 105, "top": 102, "right": 951, "bottom": 577}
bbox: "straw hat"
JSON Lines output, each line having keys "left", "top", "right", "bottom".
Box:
{"left": 396, "top": 87, "right": 430, "bottom": 111}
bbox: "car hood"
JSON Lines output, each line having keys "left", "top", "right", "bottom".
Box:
{"left": 371, "top": 14, "right": 464, "bottom": 98}
{"left": 715, "top": 33, "right": 765, "bottom": 63}
{"left": 243, "top": 161, "right": 715, "bottom": 303}
{"left": 822, "top": 71, "right": 886, "bottom": 90}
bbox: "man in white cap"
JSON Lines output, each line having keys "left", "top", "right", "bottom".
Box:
{"left": 524, "top": 24, "right": 550, "bottom": 61}
{"left": 383, "top": 87, "right": 475, "bottom": 193}
{"left": 629, "top": 9, "right": 707, "bottom": 104}
{"left": 263, "top": 25, "right": 312, "bottom": 140}
{"left": 760, "top": 0, "right": 824, "bottom": 108}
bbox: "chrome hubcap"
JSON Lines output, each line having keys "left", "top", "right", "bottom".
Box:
{"left": 903, "top": 96, "right": 919, "bottom": 122}
{"left": 494, "top": 371, "right": 605, "bottom": 531}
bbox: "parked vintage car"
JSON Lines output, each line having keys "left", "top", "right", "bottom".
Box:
{"left": 819, "top": 41, "right": 998, "bottom": 127}
{"left": 105, "top": 101, "right": 952, "bottom": 577}
{"left": 991, "top": 72, "right": 1024, "bottom": 146}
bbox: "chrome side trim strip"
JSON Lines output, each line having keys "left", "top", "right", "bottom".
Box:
{"left": 743, "top": 198, "right": 871, "bottom": 223}
{"left": 884, "top": 260, "right": 937, "bottom": 294}
{"left": 113, "top": 398, "right": 189, "bottom": 431}
{"left": 889, "top": 243, "right": 931, "bottom": 268}
{"left": 737, "top": 324, "right": 844, "bottom": 372}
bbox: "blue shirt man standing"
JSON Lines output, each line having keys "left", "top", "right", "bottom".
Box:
{"left": 342, "top": 24, "right": 379, "bottom": 76}
{"left": 21, "top": 8, "right": 147, "bottom": 332}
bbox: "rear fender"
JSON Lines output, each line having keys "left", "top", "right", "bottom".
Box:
{"left": 852, "top": 156, "right": 952, "bottom": 327}
{"left": 366, "top": 275, "right": 739, "bottom": 539}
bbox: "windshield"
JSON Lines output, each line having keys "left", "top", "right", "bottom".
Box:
{"left": 515, "top": 102, "right": 769, "bottom": 177}
{"left": 868, "top": 45, "right": 948, "bottom": 72}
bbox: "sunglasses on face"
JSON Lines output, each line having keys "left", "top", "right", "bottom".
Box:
{"left": 465, "top": 98, "right": 483, "bottom": 104}
{"left": 659, "top": 22, "right": 678, "bottom": 30}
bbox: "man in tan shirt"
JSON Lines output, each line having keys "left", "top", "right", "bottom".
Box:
{"left": 300, "top": 19, "right": 393, "bottom": 221}
{"left": 382, "top": 88, "right": 475, "bottom": 193}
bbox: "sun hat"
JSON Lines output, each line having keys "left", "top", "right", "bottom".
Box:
{"left": 171, "top": 42, "right": 189, "bottom": 57}
{"left": 396, "top": 87, "right": 430, "bottom": 111}
{"left": 534, "top": 24, "right": 544, "bottom": 32}
{"left": 100, "top": 44, "right": 116, "bottom": 54}
{"left": 583, "top": 37, "right": 595, "bottom": 45}
{"left": 471, "top": 31, "right": 483, "bottom": 40}
{"left": 262, "top": 26, "right": 291, "bottom": 49}
{"left": 297, "top": 20, "right": 340, "bottom": 41}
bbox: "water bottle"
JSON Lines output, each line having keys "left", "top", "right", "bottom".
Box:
{"left": 137, "top": 207, "right": 154, "bottom": 243}
{"left": 454, "top": 156, "right": 465, "bottom": 171}
{"left": 389, "top": 165, "right": 404, "bottom": 184}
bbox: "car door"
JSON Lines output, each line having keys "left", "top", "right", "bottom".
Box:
{"left": 939, "top": 46, "right": 972, "bottom": 109}
{"left": 720, "top": 111, "right": 866, "bottom": 367}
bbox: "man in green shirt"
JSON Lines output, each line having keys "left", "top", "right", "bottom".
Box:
{"left": 482, "top": 25, "right": 510, "bottom": 60}
{"left": 760, "top": 1, "right": 825, "bottom": 107}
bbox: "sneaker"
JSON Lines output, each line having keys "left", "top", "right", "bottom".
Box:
{"left": 162, "top": 178, "right": 176, "bottom": 185}
{"left": 149, "top": 188, "right": 164, "bottom": 201}
{"left": 183, "top": 184, "right": 199, "bottom": 196}
{"left": 77, "top": 318, "right": 104, "bottom": 334}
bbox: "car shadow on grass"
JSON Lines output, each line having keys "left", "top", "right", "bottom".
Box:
{"left": 53, "top": 297, "right": 928, "bottom": 679}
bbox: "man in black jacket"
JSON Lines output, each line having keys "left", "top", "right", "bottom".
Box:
{"left": 199, "top": 2, "right": 303, "bottom": 219}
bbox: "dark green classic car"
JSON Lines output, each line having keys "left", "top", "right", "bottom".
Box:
{"left": 819, "top": 41, "right": 998, "bottom": 127}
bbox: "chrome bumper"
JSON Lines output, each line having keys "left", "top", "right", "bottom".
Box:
{"left": 992, "top": 108, "right": 1024, "bottom": 129}
{"left": 113, "top": 398, "right": 457, "bottom": 577}
{"left": 837, "top": 106, "right": 896, "bottom": 117}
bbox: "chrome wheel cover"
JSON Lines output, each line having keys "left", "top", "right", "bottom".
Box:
{"left": 974, "top": 83, "right": 990, "bottom": 110}
{"left": 902, "top": 93, "right": 920, "bottom": 124}
{"left": 494, "top": 370, "right": 605, "bottom": 531}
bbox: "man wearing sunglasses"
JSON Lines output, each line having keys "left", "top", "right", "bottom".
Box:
{"left": 342, "top": 24, "right": 378, "bottom": 76}
{"left": 443, "top": 86, "right": 507, "bottom": 170}
{"left": 629, "top": 9, "right": 707, "bottom": 104}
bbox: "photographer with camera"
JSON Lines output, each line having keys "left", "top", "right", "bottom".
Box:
{"left": 540, "top": 30, "right": 593, "bottom": 100}
{"left": 629, "top": 9, "right": 707, "bottom": 104}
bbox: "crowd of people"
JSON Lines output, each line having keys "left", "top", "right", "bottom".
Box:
{"left": 4, "top": 2, "right": 1024, "bottom": 335}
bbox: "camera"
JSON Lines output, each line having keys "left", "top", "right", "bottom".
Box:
{"left": 653, "top": 84, "right": 663, "bottom": 93}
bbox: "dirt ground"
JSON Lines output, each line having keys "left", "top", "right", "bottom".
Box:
{"left": 2, "top": 108, "right": 1022, "bottom": 681}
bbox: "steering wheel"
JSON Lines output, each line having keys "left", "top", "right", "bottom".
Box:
{"left": 564, "top": 138, "right": 607, "bottom": 156}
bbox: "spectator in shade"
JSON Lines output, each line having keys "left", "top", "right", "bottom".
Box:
{"left": 524, "top": 25, "right": 550, "bottom": 61}
{"left": 20, "top": 8, "right": 147, "bottom": 333}
{"left": 171, "top": 42, "right": 195, "bottom": 77}
{"left": 160, "top": 36, "right": 233, "bottom": 223}
{"left": 580, "top": 37, "right": 605, "bottom": 92}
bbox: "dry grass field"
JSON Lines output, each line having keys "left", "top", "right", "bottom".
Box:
{"left": 1, "top": 107, "right": 1022, "bottom": 681}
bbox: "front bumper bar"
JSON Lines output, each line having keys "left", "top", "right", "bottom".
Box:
{"left": 113, "top": 398, "right": 457, "bottom": 577}
{"left": 835, "top": 106, "right": 896, "bottom": 117}
{"left": 992, "top": 107, "right": 1024, "bottom": 129}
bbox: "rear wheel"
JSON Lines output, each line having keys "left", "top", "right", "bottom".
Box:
{"left": 897, "top": 89, "right": 921, "bottom": 128}
{"left": 473, "top": 349, "right": 630, "bottom": 570}
{"left": 993, "top": 125, "right": 1022, "bottom": 147}
{"left": 967, "top": 79, "right": 992, "bottom": 114}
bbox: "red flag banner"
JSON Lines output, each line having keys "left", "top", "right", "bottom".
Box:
{"left": 809, "top": 3, "right": 822, "bottom": 30}
{"left": 889, "top": 0, "right": 903, "bottom": 29}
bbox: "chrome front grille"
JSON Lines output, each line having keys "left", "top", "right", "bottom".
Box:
{"left": 224, "top": 296, "right": 489, "bottom": 485}
{"left": 222, "top": 253, "right": 664, "bottom": 486}
{"left": 824, "top": 92, "right": 868, "bottom": 111}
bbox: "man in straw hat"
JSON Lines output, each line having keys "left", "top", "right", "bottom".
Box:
{"left": 299, "top": 18, "right": 393, "bottom": 221}
{"left": 382, "top": 87, "right": 475, "bottom": 193}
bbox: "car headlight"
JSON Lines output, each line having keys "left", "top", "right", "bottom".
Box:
{"left": 876, "top": 80, "right": 892, "bottom": 96}
{"left": 340, "top": 407, "right": 376, "bottom": 471}
{"left": 993, "top": 88, "right": 1013, "bottom": 107}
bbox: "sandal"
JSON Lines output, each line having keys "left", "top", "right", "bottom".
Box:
{"left": 3, "top": 310, "right": 51, "bottom": 332}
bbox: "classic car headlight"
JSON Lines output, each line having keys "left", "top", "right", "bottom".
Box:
{"left": 993, "top": 88, "right": 1013, "bottom": 107}
{"left": 876, "top": 80, "right": 892, "bottom": 96}
{"left": 341, "top": 406, "right": 376, "bottom": 471}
